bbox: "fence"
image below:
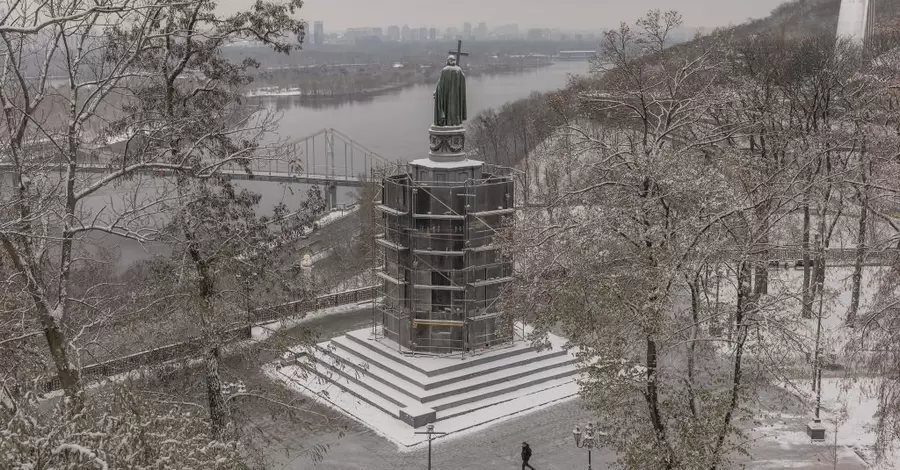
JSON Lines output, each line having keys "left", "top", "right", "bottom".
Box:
{"left": 40, "top": 285, "right": 379, "bottom": 393}
{"left": 251, "top": 285, "right": 377, "bottom": 324}
{"left": 718, "top": 247, "right": 899, "bottom": 266}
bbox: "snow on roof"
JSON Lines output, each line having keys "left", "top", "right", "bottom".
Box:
{"left": 410, "top": 157, "right": 484, "bottom": 169}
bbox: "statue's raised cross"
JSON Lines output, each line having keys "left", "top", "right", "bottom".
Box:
{"left": 449, "top": 40, "right": 469, "bottom": 67}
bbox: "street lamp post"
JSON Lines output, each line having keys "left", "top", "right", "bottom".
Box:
{"left": 573, "top": 422, "right": 597, "bottom": 470}
{"left": 414, "top": 424, "right": 446, "bottom": 470}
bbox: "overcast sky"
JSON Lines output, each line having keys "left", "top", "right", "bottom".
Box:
{"left": 221, "top": 0, "right": 791, "bottom": 32}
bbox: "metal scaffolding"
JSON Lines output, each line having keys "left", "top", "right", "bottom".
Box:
{"left": 371, "top": 163, "right": 517, "bottom": 355}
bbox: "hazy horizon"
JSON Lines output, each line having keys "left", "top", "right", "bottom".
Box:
{"left": 219, "top": 0, "right": 790, "bottom": 32}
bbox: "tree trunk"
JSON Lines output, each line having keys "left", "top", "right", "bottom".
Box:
{"left": 710, "top": 261, "right": 752, "bottom": 469}
{"left": 848, "top": 162, "right": 869, "bottom": 325}
{"left": 686, "top": 273, "right": 701, "bottom": 418}
{"left": 205, "top": 343, "right": 232, "bottom": 440}
{"left": 801, "top": 199, "right": 812, "bottom": 318}
{"left": 645, "top": 335, "right": 674, "bottom": 469}
{"left": 0, "top": 236, "right": 83, "bottom": 404}
{"left": 754, "top": 202, "right": 770, "bottom": 296}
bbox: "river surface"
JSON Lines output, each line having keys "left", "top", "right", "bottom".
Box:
{"left": 260, "top": 61, "right": 589, "bottom": 162}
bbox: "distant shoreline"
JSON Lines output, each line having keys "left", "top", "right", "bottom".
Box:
{"left": 245, "top": 62, "right": 555, "bottom": 102}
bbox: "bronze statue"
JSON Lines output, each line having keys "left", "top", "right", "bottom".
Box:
{"left": 433, "top": 54, "right": 467, "bottom": 127}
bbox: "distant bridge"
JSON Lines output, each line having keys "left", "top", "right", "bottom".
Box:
{"left": 0, "top": 128, "right": 395, "bottom": 190}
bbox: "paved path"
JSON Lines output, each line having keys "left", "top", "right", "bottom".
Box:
{"left": 255, "top": 390, "right": 866, "bottom": 470}
{"left": 261, "top": 398, "right": 614, "bottom": 470}
{"left": 232, "top": 307, "right": 870, "bottom": 469}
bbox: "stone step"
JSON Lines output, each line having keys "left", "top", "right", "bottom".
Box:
{"left": 436, "top": 376, "right": 577, "bottom": 422}
{"left": 288, "top": 360, "right": 401, "bottom": 419}
{"left": 344, "top": 329, "right": 540, "bottom": 378}
{"left": 422, "top": 354, "right": 576, "bottom": 403}
{"left": 428, "top": 366, "right": 578, "bottom": 412}
{"left": 329, "top": 335, "right": 570, "bottom": 392}
{"left": 298, "top": 349, "right": 578, "bottom": 425}
{"left": 298, "top": 352, "right": 412, "bottom": 412}
{"left": 318, "top": 339, "right": 576, "bottom": 404}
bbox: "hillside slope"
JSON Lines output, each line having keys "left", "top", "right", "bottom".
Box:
{"left": 732, "top": 0, "right": 899, "bottom": 39}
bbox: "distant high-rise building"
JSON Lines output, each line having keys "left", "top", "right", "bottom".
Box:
{"left": 494, "top": 24, "right": 519, "bottom": 39}
{"left": 445, "top": 27, "right": 460, "bottom": 40}
{"left": 313, "top": 21, "right": 324, "bottom": 45}
{"left": 463, "top": 22, "right": 472, "bottom": 38}
{"left": 410, "top": 28, "right": 419, "bottom": 42}
{"left": 388, "top": 25, "right": 401, "bottom": 41}
{"left": 429, "top": 28, "right": 437, "bottom": 41}
{"left": 419, "top": 27, "right": 428, "bottom": 41}
{"left": 401, "top": 25, "right": 411, "bottom": 42}
{"left": 526, "top": 28, "right": 547, "bottom": 41}
{"left": 373, "top": 27, "right": 384, "bottom": 38}
{"left": 476, "top": 22, "right": 488, "bottom": 39}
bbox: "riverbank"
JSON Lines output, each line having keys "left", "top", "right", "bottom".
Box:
{"left": 245, "top": 62, "right": 554, "bottom": 101}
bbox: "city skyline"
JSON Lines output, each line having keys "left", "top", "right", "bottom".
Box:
{"left": 218, "top": 0, "right": 790, "bottom": 32}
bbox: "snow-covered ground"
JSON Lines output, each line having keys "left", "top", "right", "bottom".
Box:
{"left": 710, "top": 266, "right": 891, "bottom": 363}
{"left": 317, "top": 205, "right": 358, "bottom": 227}
{"left": 265, "top": 325, "right": 581, "bottom": 449}
{"left": 760, "top": 378, "right": 900, "bottom": 469}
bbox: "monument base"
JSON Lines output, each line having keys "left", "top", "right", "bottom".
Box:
{"left": 429, "top": 125, "right": 466, "bottom": 161}
{"left": 265, "top": 324, "right": 580, "bottom": 447}
{"left": 807, "top": 419, "right": 826, "bottom": 441}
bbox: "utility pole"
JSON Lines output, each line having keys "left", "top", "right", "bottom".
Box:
{"left": 414, "top": 424, "right": 446, "bottom": 470}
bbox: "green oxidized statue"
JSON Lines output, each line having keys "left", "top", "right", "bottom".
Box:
{"left": 433, "top": 54, "right": 467, "bottom": 127}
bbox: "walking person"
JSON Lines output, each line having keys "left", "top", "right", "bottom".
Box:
{"left": 521, "top": 442, "right": 536, "bottom": 470}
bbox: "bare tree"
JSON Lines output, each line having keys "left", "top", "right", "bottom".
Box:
{"left": 0, "top": 0, "right": 304, "bottom": 406}
{"left": 502, "top": 11, "right": 769, "bottom": 468}
{"left": 1, "top": 385, "right": 246, "bottom": 468}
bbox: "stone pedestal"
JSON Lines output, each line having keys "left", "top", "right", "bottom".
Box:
{"left": 428, "top": 125, "right": 466, "bottom": 161}
{"left": 807, "top": 419, "right": 826, "bottom": 441}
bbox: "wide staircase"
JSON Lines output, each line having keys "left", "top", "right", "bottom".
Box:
{"left": 287, "top": 325, "right": 579, "bottom": 429}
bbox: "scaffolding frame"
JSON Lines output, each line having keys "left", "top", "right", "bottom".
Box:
{"left": 371, "top": 162, "right": 518, "bottom": 356}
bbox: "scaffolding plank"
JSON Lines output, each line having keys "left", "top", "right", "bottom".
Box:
{"left": 376, "top": 204, "right": 408, "bottom": 216}
{"left": 412, "top": 284, "right": 466, "bottom": 292}
{"left": 413, "top": 213, "right": 465, "bottom": 220}
{"left": 375, "top": 237, "right": 408, "bottom": 251}
{"left": 467, "top": 311, "right": 503, "bottom": 321}
{"left": 412, "top": 319, "right": 466, "bottom": 327}
{"left": 376, "top": 271, "right": 406, "bottom": 285}
{"left": 469, "top": 277, "right": 514, "bottom": 288}
{"left": 414, "top": 249, "right": 465, "bottom": 256}
{"left": 471, "top": 208, "right": 515, "bottom": 217}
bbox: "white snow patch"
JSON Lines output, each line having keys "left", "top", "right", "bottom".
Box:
{"left": 769, "top": 378, "right": 900, "bottom": 469}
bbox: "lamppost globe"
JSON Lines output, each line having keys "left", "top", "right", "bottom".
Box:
{"left": 583, "top": 423, "right": 595, "bottom": 449}
{"left": 573, "top": 422, "right": 596, "bottom": 470}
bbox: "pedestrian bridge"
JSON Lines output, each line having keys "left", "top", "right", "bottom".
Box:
{"left": 0, "top": 128, "right": 395, "bottom": 188}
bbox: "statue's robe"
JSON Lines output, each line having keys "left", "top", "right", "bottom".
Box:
{"left": 434, "top": 65, "right": 467, "bottom": 127}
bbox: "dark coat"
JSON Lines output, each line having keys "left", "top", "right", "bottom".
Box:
{"left": 522, "top": 444, "right": 532, "bottom": 461}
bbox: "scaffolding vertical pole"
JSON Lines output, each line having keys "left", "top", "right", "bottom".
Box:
{"left": 408, "top": 181, "right": 417, "bottom": 354}
{"left": 463, "top": 178, "right": 471, "bottom": 355}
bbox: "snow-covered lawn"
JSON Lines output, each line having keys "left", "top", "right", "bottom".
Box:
{"left": 761, "top": 378, "right": 900, "bottom": 469}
